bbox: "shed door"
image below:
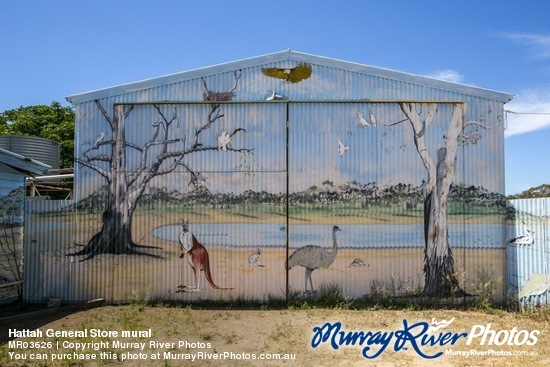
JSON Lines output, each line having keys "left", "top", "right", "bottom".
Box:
{"left": 286, "top": 102, "right": 425, "bottom": 297}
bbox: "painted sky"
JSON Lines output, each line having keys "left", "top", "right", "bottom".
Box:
{"left": 1, "top": 0, "right": 549, "bottom": 195}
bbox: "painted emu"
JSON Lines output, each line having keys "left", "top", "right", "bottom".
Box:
{"left": 285, "top": 225, "right": 341, "bottom": 293}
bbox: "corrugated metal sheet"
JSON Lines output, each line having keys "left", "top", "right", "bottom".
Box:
{"left": 507, "top": 198, "right": 550, "bottom": 306}
{"left": 19, "top": 51, "right": 514, "bottom": 304}
{"left": 0, "top": 135, "right": 60, "bottom": 170}
{"left": 67, "top": 50, "right": 512, "bottom": 104}
{"left": 0, "top": 170, "right": 25, "bottom": 304}
{"left": 61, "top": 103, "right": 510, "bottom": 302}
{"left": 23, "top": 200, "right": 73, "bottom": 303}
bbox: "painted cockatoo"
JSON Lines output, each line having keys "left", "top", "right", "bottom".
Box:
{"left": 217, "top": 129, "right": 231, "bottom": 151}
{"left": 92, "top": 131, "right": 106, "bottom": 149}
{"left": 357, "top": 112, "right": 371, "bottom": 127}
{"left": 369, "top": 111, "right": 377, "bottom": 127}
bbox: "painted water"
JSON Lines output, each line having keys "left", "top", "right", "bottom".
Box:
{"left": 152, "top": 223, "right": 508, "bottom": 249}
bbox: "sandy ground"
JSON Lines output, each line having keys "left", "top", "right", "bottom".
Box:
{"left": 4, "top": 209, "right": 534, "bottom": 366}
{"left": 24, "top": 209, "right": 507, "bottom": 305}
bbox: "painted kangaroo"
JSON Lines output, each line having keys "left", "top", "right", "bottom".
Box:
{"left": 178, "top": 219, "right": 228, "bottom": 291}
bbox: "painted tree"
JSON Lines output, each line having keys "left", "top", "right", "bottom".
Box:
{"left": 0, "top": 187, "right": 25, "bottom": 300}
{"left": 71, "top": 72, "right": 250, "bottom": 260}
{"left": 397, "top": 102, "right": 497, "bottom": 296}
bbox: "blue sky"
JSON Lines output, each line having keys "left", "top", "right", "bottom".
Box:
{"left": 1, "top": 0, "right": 549, "bottom": 195}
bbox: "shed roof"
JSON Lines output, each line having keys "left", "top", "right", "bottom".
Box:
{"left": 0, "top": 147, "right": 52, "bottom": 176}
{"left": 67, "top": 50, "right": 513, "bottom": 104}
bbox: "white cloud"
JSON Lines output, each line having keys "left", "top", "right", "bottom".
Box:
{"left": 503, "top": 33, "right": 550, "bottom": 60}
{"left": 505, "top": 89, "right": 550, "bottom": 137}
{"left": 424, "top": 70, "right": 465, "bottom": 84}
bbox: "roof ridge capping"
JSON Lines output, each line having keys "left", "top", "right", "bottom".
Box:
{"left": 0, "top": 147, "right": 52, "bottom": 176}
{"left": 67, "top": 50, "right": 513, "bottom": 104}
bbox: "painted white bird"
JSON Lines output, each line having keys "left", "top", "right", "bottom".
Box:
{"left": 266, "top": 91, "right": 284, "bottom": 101}
{"left": 369, "top": 111, "right": 377, "bottom": 127}
{"left": 217, "top": 129, "right": 231, "bottom": 151}
{"left": 337, "top": 139, "right": 349, "bottom": 156}
{"left": 357, "top": 112, "right": 371, "bottom": 127}
{"left": 508, "top": 222, "right": 535, "bottom": 246}
{"left": 92, "top": 131, "right": 106, "bottom": 149}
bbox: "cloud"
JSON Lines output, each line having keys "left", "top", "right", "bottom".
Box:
{"left": 505, "top": 89, "right": 550, "bottom": 137}
{"left": 502, "top": 33, "right": 550, "bottom": 60}
{"left": 424, "top": 70, "right": 465, "bottom": 84}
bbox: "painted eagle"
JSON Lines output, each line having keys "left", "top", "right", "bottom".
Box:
{"left": 261, "top": 62, "right": 312, "bottom": 83}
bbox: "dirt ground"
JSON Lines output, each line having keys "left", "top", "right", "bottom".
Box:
{"left": 1, "top": 304, "right": 548, "bottom": 367}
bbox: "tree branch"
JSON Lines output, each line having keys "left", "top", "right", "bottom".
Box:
{"left": 94, "top": 100, "right": 113, "bottom": 129}
{"left": 399, "top": 102, "right": 437, "bottom": 190}
{"left": 74, "top": 158, "right": 112, "bottom": 182}
{"left": 463, "top": 120, "right": 502, "bottom": 130}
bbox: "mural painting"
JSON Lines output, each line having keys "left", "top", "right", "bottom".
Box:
{"left": 24, "top": 56, "right": 510, "bottom": 304}
{"left": 0, "top": 185, "right": 24, "bottom": 303}
{"left": 507, "top": 198, "right": 550, "bottom": 307}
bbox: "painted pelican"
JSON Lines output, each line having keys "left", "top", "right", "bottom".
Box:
{"left": 508, "top": 222, "right": 535, "bottom": 246}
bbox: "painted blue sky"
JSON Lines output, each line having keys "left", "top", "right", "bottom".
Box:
{"left": 1, "top": 0, "right": 549, "bottom": 195}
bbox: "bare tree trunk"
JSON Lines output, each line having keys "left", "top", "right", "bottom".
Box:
{"left": 400, "top": 103, "right": 465, "bottom": 296}
{"left": 71, "top": 73, "right": 249, "bottom": 261}
{"left": 111, "top": 105, "right": 132, "bottom": 250}
{"left": 70, "top": 106, "right": 158, "bottom": 260}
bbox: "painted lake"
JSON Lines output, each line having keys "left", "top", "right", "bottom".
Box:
{"left": 152, "top": 223, "right": 510, "bottom": 249}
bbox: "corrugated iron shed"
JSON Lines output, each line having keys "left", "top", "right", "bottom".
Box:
{"left": 23, "top": 50, "right": 515, "bottom": 304}
{"left": 67, "top": 50, "right": 513, "bottom": 104}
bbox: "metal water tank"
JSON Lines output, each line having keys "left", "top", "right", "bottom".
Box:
{"left": 0, "top": 135, "right": 60, "bottom": 171}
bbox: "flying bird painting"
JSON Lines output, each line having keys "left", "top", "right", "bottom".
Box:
{"left": 337, "top": 139, "right": 349, "bottom": 156}
{"left": 262, "top": 62, "right": 312, "bottom": 83}
{"left": 266, "top": 90, "right": 285, "bottom": 100}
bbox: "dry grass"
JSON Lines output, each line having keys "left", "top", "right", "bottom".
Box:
{"left": 1, "top": 304, "right": 548, "bottom": 367}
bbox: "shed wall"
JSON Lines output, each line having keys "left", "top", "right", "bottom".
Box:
{"left": 507, "top": 198, "right": 550, "bottom": 306}
{"left": 24, "top": 55, "right": 510, "bottom": 304}
{"left": 0, "top": 168, "right": 25, "bottom": 304}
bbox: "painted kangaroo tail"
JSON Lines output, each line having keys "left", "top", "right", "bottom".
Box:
{"left": 202, "top": 251, "right": 220, "bottom": 289}
{"left": 193, "top": 235, "right": 233, "bottom": 290}
{"left": 203, "top": 250, "right": 235, "bottom": 290}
